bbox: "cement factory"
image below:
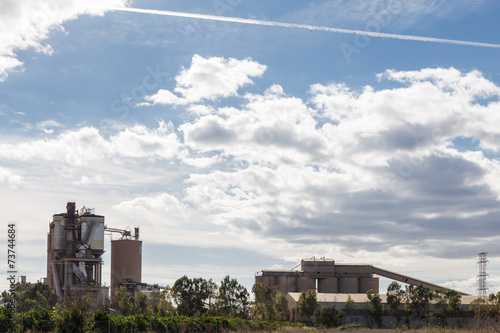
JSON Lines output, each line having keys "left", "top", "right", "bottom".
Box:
{"left": 256, "top": 258, "right": 470, "bottom": 296}
{"left": 47, "top": 202, "right": 142, "bottom": 306}
{"left": 46, "top": 202, "right": 469, "bottom": 309}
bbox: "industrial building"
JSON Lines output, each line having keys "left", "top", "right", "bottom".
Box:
{"left": 47, "top": 202, "right": 142, "bottom": 306}
{"left": 286, "top": 292, "right": 480, "bottom": 324}
{"left": 256, "top": 258, "right": 470, "bottom": 295}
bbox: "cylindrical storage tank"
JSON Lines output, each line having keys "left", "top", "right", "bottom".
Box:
{"left": 51, "top": 216, "right": 65, "bottom": 250}
{"left": 339, "top": 278, "right": 359, "bottom": 293}
{"left": 318, "top": 278, "right": 338, "bottom": 293}
{"left": 359, "top": 277, "right": 379, "bottom": 294}
{"left": 297, "top": 277, "right": 316, "bottom": 292}
{"left": 277, "top": 275, "right": 297, "bottom": 294}
{"left": 256, "top": 275, "right": 277, "bottom": 289}
{"left": 110, "top": 239, "right": 142, "bottom": 301}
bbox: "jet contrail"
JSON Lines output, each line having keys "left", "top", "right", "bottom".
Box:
{"left": 110, "top": 7, "right": 500, "bottom": 49}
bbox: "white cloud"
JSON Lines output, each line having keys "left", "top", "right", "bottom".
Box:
{"left": 171, "top": 66, "right": 500, "bottom": 266}
{"left": 2, "top": 56, "right": 500, "bottom": 291}
{"left": 0, "top": 167, "right": 23, "bottom": 189}
{"left": 145, "top": 54, "right": 266, "bottom": 105}
{"left": 0, "top": 0, "right": 128, "bottom": 81}
{"left": 109, "top": 121, "right": 179, "bottom": 159}
{"left": 0, "top": 120, "right": 180, "bottom": 165}
{"left": 114, "top": 193, "right": 189, "bottom": 221}
{"left": 36, "top": 119, "right": 64, "bottom": 134}
{"left": 73, "top": 174, "right": 104, "bottom": 185}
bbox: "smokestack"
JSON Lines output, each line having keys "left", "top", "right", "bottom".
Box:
{"left": 66, "top": 202, "right": 76, "bottom": 217}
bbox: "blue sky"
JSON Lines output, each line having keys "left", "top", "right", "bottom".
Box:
{"left": 1, "top": 0, "right": 500, "bottom": 296}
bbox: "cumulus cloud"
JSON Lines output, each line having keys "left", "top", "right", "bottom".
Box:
{"left": 0, "top": 121, "right": 179, "bottom": 165}
{"left": 2, "top": 55, "right": 500, "bottom": 290}
{"left": 114, "top": 193, "right": 189, "bottom": 222}
{"left": 73, "top": 174, "right": 104, "bottom": 185}
{"left": 0, "top": 0, "right": 128, "bottom": 81}
{"left": 168, "top": 65, "right": 500, "bottom": 266}
{"left": 36, "top": 119, "right": 64, "bottom": 134}
{"left": 0, "top": 167, "right": 23, "bottom": 189}
{"left": 144, "top": 54, "right": 267, "bottom": 105}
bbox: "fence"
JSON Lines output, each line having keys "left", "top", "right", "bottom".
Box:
{"left": 0, "top": 318, "right": 284, "bottom": 333}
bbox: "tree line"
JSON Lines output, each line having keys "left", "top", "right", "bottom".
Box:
{"left": 113, "top": 277, "right": 292, "bottom": 321}
{"left": 114, "top": 275, "right": 251, "bottom": 318}
{"left": 0, "top": 276, "right": 296, "bottom": 332}
{"left": 4, "top": 276, "right": 497, "bottom": 331}
{"left": 297, "top": 282, "right": 465, "bottom": 329}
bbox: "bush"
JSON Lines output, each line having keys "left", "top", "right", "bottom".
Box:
{"left": 53, "top": 302, "right": 92, "bottom": 333}
{"left": 337, "top": 323, "right": 364, "bottom": 331}
{"left": 0, "top": 307, "right": 15, "bottom": 333}
{"left": 93, "top": 308, "right": 110, "bottom": 333}
{"left": 110, "top": 315, "right": 136, "bottom": 333}
{"left": 312, "top": 306, "right": 345, "bottom": 328}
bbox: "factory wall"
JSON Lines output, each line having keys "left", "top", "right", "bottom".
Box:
{"left": 257, "top": 260, "right": 382, "bottom": 295}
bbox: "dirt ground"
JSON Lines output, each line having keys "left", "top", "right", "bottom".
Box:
{"left": 271, "top": 325, "right": 500, "bottom": 333}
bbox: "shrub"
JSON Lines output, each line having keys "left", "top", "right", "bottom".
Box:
{"left": 53, "top": 300, "right": 92, "bottom": 333}
{"left": 312, "top": 305, "right": 345, "bottom": 328}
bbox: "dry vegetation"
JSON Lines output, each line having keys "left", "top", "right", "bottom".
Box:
{"left": 265, "top": 324, "right": 500, "bottom": 333}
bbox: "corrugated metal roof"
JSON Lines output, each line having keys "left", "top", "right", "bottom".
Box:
{"left": 287, "top": 292, "right": 482, "bottom": 306}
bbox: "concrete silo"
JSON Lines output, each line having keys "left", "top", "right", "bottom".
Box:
{"left": 110, "top": 237, "right": 142, "bottom": 302}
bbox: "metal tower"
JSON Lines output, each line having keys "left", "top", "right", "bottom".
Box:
{"left": 477, "top": 252, "right": 489, "bottom": 299}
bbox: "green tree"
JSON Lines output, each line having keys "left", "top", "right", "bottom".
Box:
{"left": 206, "top": 279, "right": 219, "bottom": 315}
{"left": 312, "top": 305, "right": 345, "bottom": 328}
{"left": 158, "top": 287, "right": 176, "bottom": 316}
{"left": 0, "top": 306, "right": 15, "bottom": 332}
{"left": 20, "top": 291, "right": 54, "bottom": 333}
{"left": 53, "top": 297, "right": 92, "bottom": 333}
{"left": 345, "top": 295, "right": 357, "bottom": 319}
{"left": 136, "top": 292, "right": 152, "bottom": 316}
{"left": 252, "top": 283, "right": 274, "bottom": 320}
{"left": 488, "top": 292, "right": 500, "bottom": 319}
{"left": 367, "top": 289, "right": 384, "bottom": 328}
{"left": 445, "top": 290, "right": 462, "bottom": 317}
{"left": 433, "top": 290, "right": 448, "bottom": 326}
{"left": 1, "top": 282, "right": 58, "bottom": 313}
{"left": 251, "top": 283, "right": 289, "bottom": 321}
{"left": 470, "top": 297, "right": 489, "bottom": 318}
{"left": 149, "top": 290, "right": 161, "bottom": 315}
{"left": 171, "top": 275, "right": 214, "bottom": 316}
{"left": 273, "top": 292, "right": 290, "bottom": 321}
{"left": 404, "top": 285, "right": 434, "bottom": 320}
{"left": 386, "top": 282, "right": 403, "bottom": 323}
{"left": 217, "top": 275, "right": 250, "bottom": 318}
{"left": 298, "top": 289, "right": 317, "bottom": 320}
{"left": 114, "top": 287, "right": 135, "bottom": 316}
